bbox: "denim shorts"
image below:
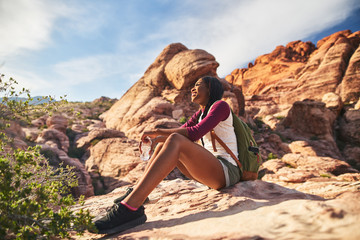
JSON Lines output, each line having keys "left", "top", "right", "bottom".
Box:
{"left": 217, "top": 156, "right": 241, "bottom": 187}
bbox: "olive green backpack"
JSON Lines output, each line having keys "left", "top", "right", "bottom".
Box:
{"left": 208, "top": 110, "right": 262, "bottom": 181}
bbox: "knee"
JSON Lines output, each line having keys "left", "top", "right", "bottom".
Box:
{"left": 155, "top": 142, "right": 164, "bottom": 150}
{"left": 166, "top": 133, "right": 186, "bottom": 146}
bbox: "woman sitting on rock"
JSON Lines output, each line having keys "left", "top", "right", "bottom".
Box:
{"left": 94, "top": 76, "right": 241, "bottom": 234}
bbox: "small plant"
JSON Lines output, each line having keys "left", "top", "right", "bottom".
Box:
{"left": 267, "top": 152, "right": 278, "bottom": 160}
{"left": 179, "top": 116, "right": 187, "bottom": 124}
{"left": 320, "top": 173, "right": 332, "bottom": 178}
{"left": 90, "top": 139, "right": 100, "bottom": 146}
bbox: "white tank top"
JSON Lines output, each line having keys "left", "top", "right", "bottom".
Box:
{"left": 200, "top": 102, "right": 238, "bottom": 166}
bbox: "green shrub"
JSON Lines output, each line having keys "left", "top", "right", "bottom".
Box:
{"left": 179, "top": 116, "right": 187, "bottom": 124}
{"left": 320, "top": 173, "right": 332, "bottom": 178}
{"left": 0, "top": 74, "right": 95, "bottom": 238}
{"left": 0, "top": 145, "right": 95, "bottom": 239}
{"left": 267, "top": 152, "right": 278, "bottom": 160}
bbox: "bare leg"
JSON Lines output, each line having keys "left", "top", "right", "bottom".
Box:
{"left": 145, "top": 142, "right": 197, "bottom": 181}
{"left": 124, "top": 133, "right": 225, "bottom": 208}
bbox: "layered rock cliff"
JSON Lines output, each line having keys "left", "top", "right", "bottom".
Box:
{"left": 10, "top": 30, "right": 359, "bottom": 239}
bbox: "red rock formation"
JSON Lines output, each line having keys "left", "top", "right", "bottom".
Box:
{"left": 75, "top": 179, "right": 360, "bottom": 240}
{"left": 101, "top": 44, "right": 239, "bottom": 140}
{"left": 46, "top": 115, "right": 68, "bottom": 134}
{"left": 226, "top": 30, "right": 360, "bottom": 117}
{"left": 84, "top": 137, "right": 143, "bottom": 193}
{"left": 40, "top": 145, "right": 94, "bottom": 198}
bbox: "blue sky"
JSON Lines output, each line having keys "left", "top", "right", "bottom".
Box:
{"left": 1, "top": 0, "right": 359, "bottom": 102}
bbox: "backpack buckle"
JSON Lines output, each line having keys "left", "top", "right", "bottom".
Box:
{"left": 248, "top": 146, "right": 259, "bottom": 155}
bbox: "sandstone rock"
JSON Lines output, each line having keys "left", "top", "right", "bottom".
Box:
{"left": 9, "top": 138, "right": 28, "bottom": 150}
{"left": 338, "top": 109, "right": 360, "bottom": 145}
{"left": 335, "top": 173, "right": 360, "bottom": 181}
{"left": 143, "top": 43, "right": 188, "bottom": 87}
{"left": 222, "top": 90, "right": 239, "bottom": 115}
{"left": 22, "top": 127, "right": 40, "bottom": 141}
{"left": 344, "top": 108, "right": 360, "bottom": 122}
{"left": 262, "top": 115, "right": 282, "bottom": 129}
{"left": 75, "top": 128, "right": 125, "bottom": 149}
{"left": 227, "top": 30, "right": 360, "bottom": 121}
{"left": 288, "top": 141, "right": 318, "bottom": 156}
{"left": 87, "top": 120, "right": 106, "bottom": 130}
{"left": 290, "top": 181, "right": 360, "bottom": 199}
{"left": 92, "top": 96, "right": 117, "bottom": 104}
{"left": 342, "top": 145, "right": 360, "bottom": 170}
{"left": 281, "top": 153, "right": 357, "bottom": 176}
{"left": 227, "top": 40, "right": 315, "bottom": 96}
{"left": 172, "top": 109, "right": 183, "bottom": 120}
{"left": 322, "top": 92, "right": 343, "bottom": 116}
{"left": 340, "top": 40, "right": 360, "bottom": 102}
{"left": 100, "top": 79, "right": 155, "bottom": 135}
{"left": 355, "top": 98, "right": 360, "bottom": 109}
{"left": 281, "top": 100, "right": 336, "bottom": 138}
{"left": 133, "top": 97, "right": 174, "bottom": 120}
{"left": 46, "top": 115, "right": 68, "bottom": 134}
{"left": 36, "top": 128, "right": 70, "bottom": 153}
{"left": 84, "top": 137, "right": 142, "bottom": 193}
{"left": 40, "top": 145, "right": 94, "bottom": 198}
{"left": 164, "top": 49, "right": 219, "bottom": 90}
{"left": 258, "top": 133, "right": 291, "bottom": 160}
{"left": 31, "top": 115, "right": 48, "bottom": 127}
{"left": 261, "top": 159, "right": 287, "bottom": 173}
{"left": 161, "top": 88, "right": 188, "bottom": 103}
{"left": 262, "top": 152, "right": 358, "bottom": 186}
{"left": 286, "top": 31, "right": 355, "bottom": 103}
{"left": 71, "top": 124, "right": 87, "bottom": 133}
{"left": 75, "top": 179, "right": 360, "bottom": 240}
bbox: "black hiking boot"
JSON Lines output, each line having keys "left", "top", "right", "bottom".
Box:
{"left": 113, "top": 187, "right": 149, "bottom": 204}
{"left": 94, "top": 203, "right": 147, "bottom": 235}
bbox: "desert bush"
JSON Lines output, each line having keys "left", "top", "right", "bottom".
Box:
{"left": 0, "top": 74, "right": 95, "bottom": 239}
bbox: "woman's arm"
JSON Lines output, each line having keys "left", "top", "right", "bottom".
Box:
{"left": 142, "top": 128, "right": 188, "bottom": 144}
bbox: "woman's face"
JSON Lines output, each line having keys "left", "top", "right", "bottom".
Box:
{"left": 191, "top": 79, "right": 209, "bottom": 106}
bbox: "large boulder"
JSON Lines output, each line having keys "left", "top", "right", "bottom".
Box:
{"left": 46, "top": 115, "right": 68, "bottom": 134}
{"left": 164, "top": 49, "right": 219, "bottom": 89}
{"left": 40, "top": 145, "right": 94, "bottom": 198}
{"left": 100, "top": 44, "right": 220, "bottom": 140}
{"left": 280, "top": 100, "right": 336, "bottom": 138}
{"left": 100, "top": 79, "right": 155, "bottom": 136}
{"left": 36, "top": 128, "right": 70, "bottom": 153}
{"left": 75, "top": 127, "right": 125, "bottom": 149}
{"left": 143, "top": 43, "right": 188, "bottom": 87}
{"left": 226, "top": 30, "right": 360, "bottom": 119}
{"left": 76, "top": 179, "right": 360, "bottom": 240}
{"left": 83, "top": 137, "right": 144, "bottom": 193}
{"left": 338, "top": 31, "right": 360, "bottom": 103}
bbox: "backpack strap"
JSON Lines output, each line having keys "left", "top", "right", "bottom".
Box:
{"left": 210, "top": 129, "right": 243, "bottom": 169}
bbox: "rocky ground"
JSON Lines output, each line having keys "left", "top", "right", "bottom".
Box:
{"left": 6, "top": 30, "right": 360, "bottom": 239}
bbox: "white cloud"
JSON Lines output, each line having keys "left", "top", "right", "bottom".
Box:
{"left": 1, "top": 66, "right": 52, "bottom": 95}
{"left": 1, "top": 0, "right": 358, "bottom": 101}
{"left": 53, "top": 53, "right": 153, "bottom": 86}
{"left": 156, "top": 0, "right": 359, "bottom": 76}
{"left": 0, "top": 0, "right": 57, "bottom": 57}
{"left": 0, "top": 0, "right": 108, "bottom": 59}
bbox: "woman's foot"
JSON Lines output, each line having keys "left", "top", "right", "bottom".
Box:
{"left": 113, "top": 187, "right": 149, "bottom": 204}
{"left": 93, "top": 203, "right": 147, "bottom": 235}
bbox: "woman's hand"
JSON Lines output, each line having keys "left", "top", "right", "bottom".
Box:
{"left": 139, "top": 130, "right": 159, "bottom": 154}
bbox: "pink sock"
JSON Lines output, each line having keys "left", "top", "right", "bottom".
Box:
{"left": 120, "top": 201, "right": 138, "bottom": 211}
